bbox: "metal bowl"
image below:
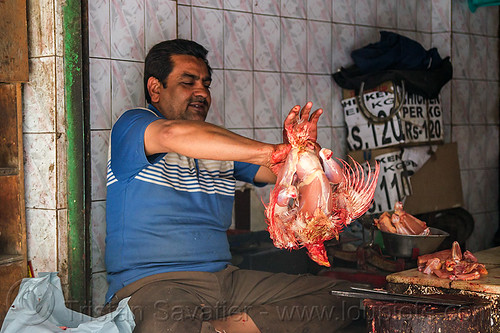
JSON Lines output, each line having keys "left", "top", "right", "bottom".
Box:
{"left": 380, "top": 227, "right": 450, "bottom": 258}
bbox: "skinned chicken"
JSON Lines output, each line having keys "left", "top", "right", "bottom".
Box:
{"left": 264, "top": 117, "right": 380, "bottom": 267}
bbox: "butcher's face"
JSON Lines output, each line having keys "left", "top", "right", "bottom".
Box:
{"left": 155, "top": 54, "right": 212, "bottom": 121}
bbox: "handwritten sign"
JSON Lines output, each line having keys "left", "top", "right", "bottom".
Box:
{"left": 356, "top": 146, "right": 433, "bottom": 215}
{"left": 343, "top": 91, "right": 443, "bottom": 151}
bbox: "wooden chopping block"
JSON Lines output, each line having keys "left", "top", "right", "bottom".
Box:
{"left": 365, "top": 298, "right": 492, "bottom": 332}
{"left": 383, "top": 247, "right": 500, "bottom": 332}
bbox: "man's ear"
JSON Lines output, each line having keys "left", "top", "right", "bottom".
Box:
{"left": 147, "top": 77, "right": 162, "bottom": 103}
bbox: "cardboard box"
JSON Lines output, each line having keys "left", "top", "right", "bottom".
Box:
{"left": 403, "top": 143, "right": 463, "bottom": 214}
{"left": 349, "top": 143, "right": 463, "bottom": 215}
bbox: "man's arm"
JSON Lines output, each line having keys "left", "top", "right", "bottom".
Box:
{"left": 254, "top": 166, "right": 277, "bottom": 184}
{"left": 144, "top": 119, "right": 289, "bottom": 170}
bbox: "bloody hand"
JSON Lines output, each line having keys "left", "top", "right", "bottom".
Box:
{"left": 283, "top": 102, "right": 323, "bottom": 144}
{"left": 268, "top": 143, "right": 292, "bottom": 176}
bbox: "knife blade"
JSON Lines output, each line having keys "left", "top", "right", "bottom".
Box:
{"left": 330, "top": 286, "right": 477, "bottom": 307}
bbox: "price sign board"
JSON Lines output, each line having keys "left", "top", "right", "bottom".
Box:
{"left": 351, "top": 146, "right": 433, "bottom": 215}
{"left": 343, "top": 91, "right": 443, "bottom": 151}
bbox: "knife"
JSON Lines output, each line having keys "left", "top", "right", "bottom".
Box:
{"left": 330, "top": 286, "right": 477, "bottom": 307}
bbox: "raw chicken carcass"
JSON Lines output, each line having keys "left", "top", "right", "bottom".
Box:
{"left": 418, "top": 241, "right": 488, "bottom": 281}
{"left": 265, "top": 115, "right": 380, "bottom": 267}
{"left": 373, "top": 212, "right": 396, "bottom": 234}
{"left": 374, "top": 202, "right": 430, "bottom": 236}
{"left": 417, "top": 249, "right": 452, "bottom": 267}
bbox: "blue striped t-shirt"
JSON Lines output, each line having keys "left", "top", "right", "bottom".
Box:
{"left": 104, "top": 105, "right": 261, "bottom": 303}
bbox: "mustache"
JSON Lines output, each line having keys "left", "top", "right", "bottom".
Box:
{"left": 189, "top": 97, "right": 208, "bottom": 106}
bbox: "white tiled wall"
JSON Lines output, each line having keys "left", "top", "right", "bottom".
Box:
{"left": 448, "top": 1, "right": 500, "bottom": 253}
{"left": 87, "top": 0, "right": 177, "bottom": 310}
{"left": 20, "top": 0, "right": 498, "bottom": 311}
{"left": 23, "top": 0, "right": 69, "bottom": 293}
{"left": 85, "top": 0, "right": 499, "bottom": 309}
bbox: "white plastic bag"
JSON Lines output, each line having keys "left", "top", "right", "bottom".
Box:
{"left": 1, "top": 272, "right": 135, "bottom": 333}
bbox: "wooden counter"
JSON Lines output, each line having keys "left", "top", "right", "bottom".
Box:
{"left": 385, "top": 246, "right": 500, "bottom": 332}
{"left": 387, "top": 246, "right": 500, "bottom": 294}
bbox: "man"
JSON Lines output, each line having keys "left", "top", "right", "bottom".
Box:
{"left": 104, "top": 39, "right": 356, "bottom": 332}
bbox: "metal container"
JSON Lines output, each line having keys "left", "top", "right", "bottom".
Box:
{"left": 381, "top": 227, "right": 450, "bottom": 258}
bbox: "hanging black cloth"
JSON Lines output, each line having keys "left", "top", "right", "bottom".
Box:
{"left": 332, "top": 31, "right": 453, "bottom": 99}
{"left": 352, "top": 31, "right": 444, "bottom": 72}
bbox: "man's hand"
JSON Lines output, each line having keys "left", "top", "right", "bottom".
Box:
{"left": 254, "top": 143, "right": 291, "bottom": 184}
{"left": 256, "top": 103, "right": 323, "bottom": 183}
{"left": 268, "top": 143, "right": 292, "bottom": 176}
{"left": 283, "top": 102, "right": 323, "bottom": 144}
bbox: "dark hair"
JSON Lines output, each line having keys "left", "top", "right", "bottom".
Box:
{"left": 144, "top": 39, "right": 212, "bottom": 103}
